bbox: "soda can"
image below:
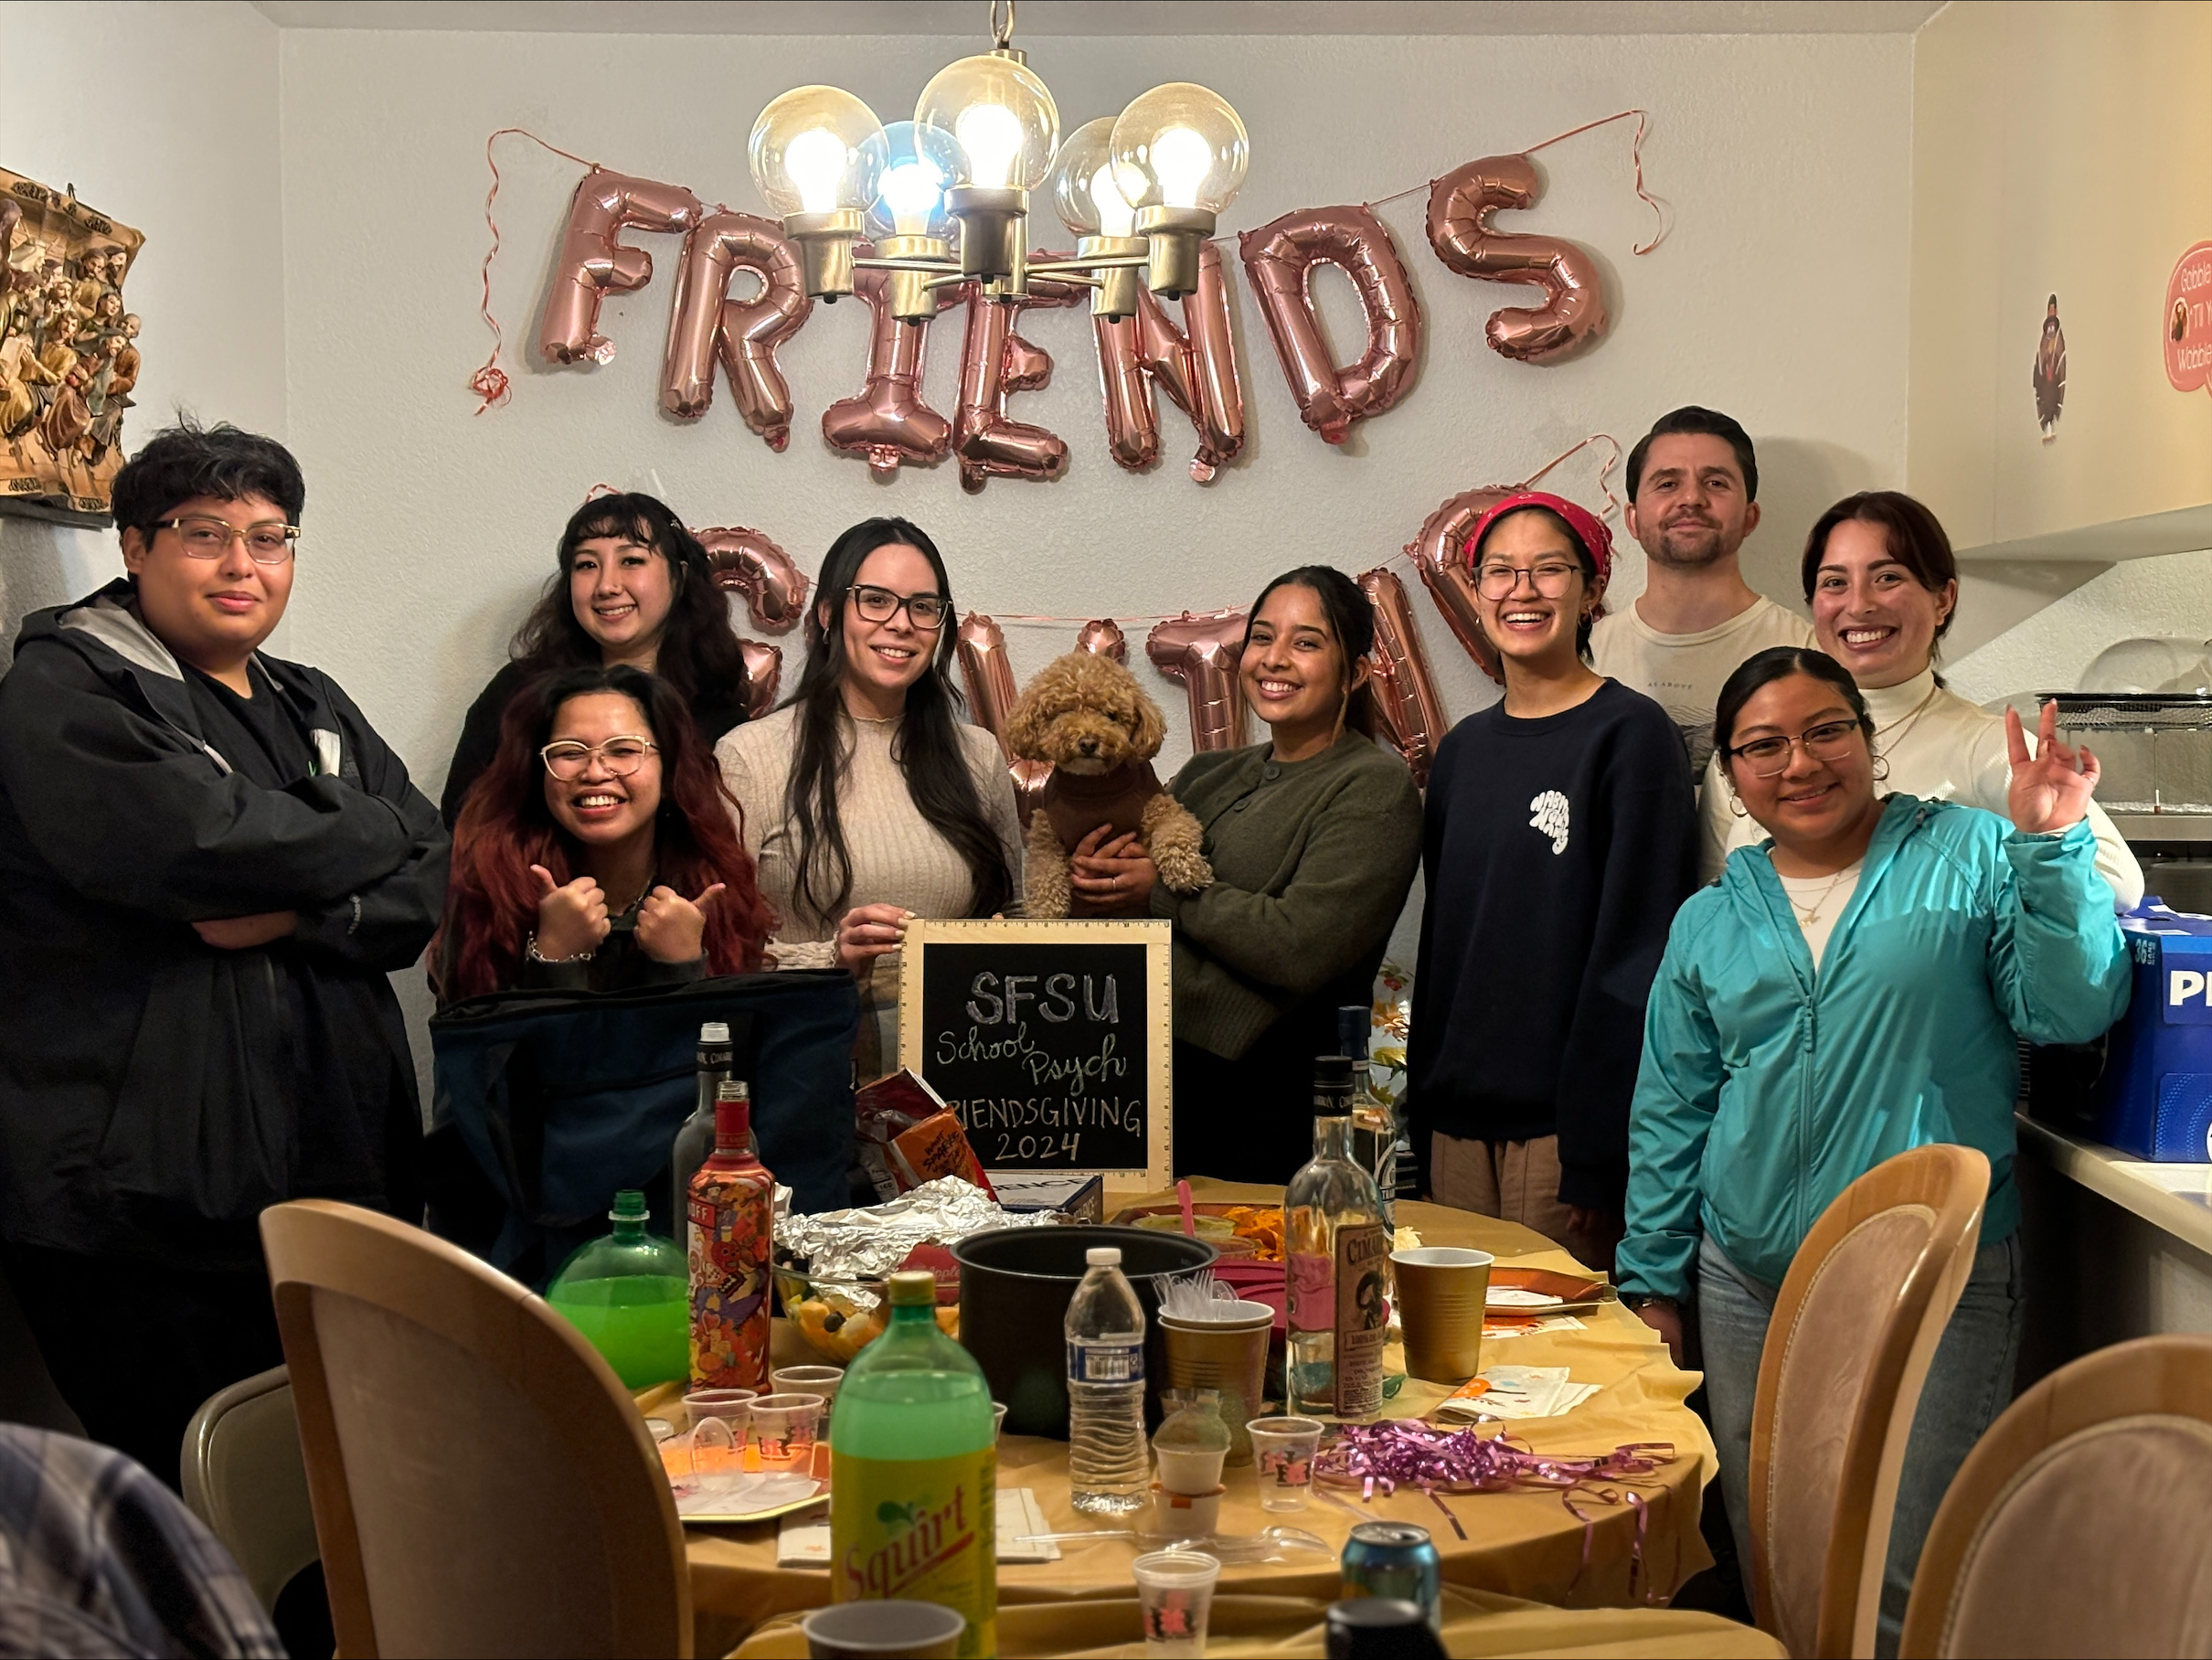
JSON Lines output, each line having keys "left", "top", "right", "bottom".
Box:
{"left": 1339, "top": 1522, "right": 1441, "bottom": 1631}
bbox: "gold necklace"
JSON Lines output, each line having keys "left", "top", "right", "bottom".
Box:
{"left": 1873, "top": 682, "right": 1940, "bottom": 747}
{"left": 1785, "top": 867, "right": 1854, "bottom": 927}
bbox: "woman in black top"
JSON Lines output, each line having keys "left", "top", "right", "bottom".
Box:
{"left": 441, "top": 493, "right": 751, "bottom": 825}
{"left": 1409, "top": 491, "right": 1696, "bottom": 1272}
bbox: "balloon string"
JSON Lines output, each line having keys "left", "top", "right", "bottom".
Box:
{"left": 472, "top": 126, "right": 603, "bottom": 415}
{"left": 1522, "top": 432, "right": 1623, "bottom": 520}
{"left": 1525, "top": 108, "right": 1667, "bottom": 256}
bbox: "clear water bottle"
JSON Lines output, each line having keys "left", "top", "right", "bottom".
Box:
{"left": 1065, "top": 1245, "right": 1150, "bottom": 1515}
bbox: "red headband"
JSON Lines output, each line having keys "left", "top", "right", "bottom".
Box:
{"left": 1462, "top": 490, "right": 1615, "bottom": 596}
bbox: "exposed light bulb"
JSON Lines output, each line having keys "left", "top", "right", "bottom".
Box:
{"left": 784, "top": 127, "right": 850, "bottom": 214}
{"left": 1087, "top": 165, "right": 1136, "bottom": 238}
{"left": 1151, "top": 125, "right": 1213, "bottom": 210}
{"left": 877, "top": 158, "right": 945, "bottom": 235}
{"left": 955, "top": 102, "right": 1025, "bottom": 189}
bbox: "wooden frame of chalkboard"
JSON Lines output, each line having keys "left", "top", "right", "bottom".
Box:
{"left": 898, "top": 918, "right": 1173, "bottom": 1193}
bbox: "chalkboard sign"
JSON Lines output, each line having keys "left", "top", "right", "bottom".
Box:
{"left": 899, "top": 919, "right": 1173, "bottom": 1191}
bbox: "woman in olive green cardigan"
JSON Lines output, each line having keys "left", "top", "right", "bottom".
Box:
{"left": 1073, "top": 567, "right": 1422, "bottom": 1182}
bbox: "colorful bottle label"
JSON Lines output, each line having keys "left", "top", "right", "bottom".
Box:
{"left": 1066, "top": 1337, "right": 1143, "bottom": 1384}
{"left": 1333, "top": 1222, "right": 1390, "bottom": 1418}
{"left": 687, "top": 1165, "right": 771, "bottom": 1389}
{"left": 830, "top": 1448, "right": 997, "bottom": 1658}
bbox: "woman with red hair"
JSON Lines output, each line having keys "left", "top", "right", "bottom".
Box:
{"left": 433, "top": 665, "right": 771, "bottom": 1002}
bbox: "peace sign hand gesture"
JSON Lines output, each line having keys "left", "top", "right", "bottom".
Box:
{"left": 2005, "top": 701, "right": 2100, "bottom": 836}
{"left": 635, "top": 882, "right": 726, "bottom": 965}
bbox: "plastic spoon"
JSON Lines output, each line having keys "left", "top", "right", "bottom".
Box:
{"left": 1177, "top": 1178, "right": 1197, "bottom": 1238}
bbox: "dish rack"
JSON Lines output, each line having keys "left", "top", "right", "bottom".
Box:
{"left": 2038, "top": 694, "right": 2212, "bottom": 827}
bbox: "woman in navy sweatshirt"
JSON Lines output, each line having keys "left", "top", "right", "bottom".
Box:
{"left": 1409, "top": 491, "right": 1696, "bottom": 1271}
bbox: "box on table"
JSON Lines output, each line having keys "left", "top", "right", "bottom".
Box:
{"left": 2096, "top": 905, "right": 2212, "bottom": 1161}
{"left": 984, "top": 1172, "right": 1105, "bottom": 1223}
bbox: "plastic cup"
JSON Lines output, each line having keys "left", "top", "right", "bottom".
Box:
{"left": 682, "top": 1387, "right": 757, "bottom": 1432}
{"left": 1161, "top": 1303, "right": 1273, "bottom": 1467}
{"left": 749, "top": 1392, "right": 825, "bottom": 1473}
{"left": 771, "top": 1364, "right": 845, "bottom": 1403}
{"left": 1132, "top": 1548, "right": 1221, "bottom": 1657}
{"left": 1247, "top": 1416, "right": 1324, "bottom": 1513}
{"left": 1390, "top": 1247, "right": 1494, "bottom": 1384}
{"left": 800, "top": 1600, "right": 966, "bottom": 1658}
{"left": 992, "top": 1401, "right": 1008, "bottom": 1442}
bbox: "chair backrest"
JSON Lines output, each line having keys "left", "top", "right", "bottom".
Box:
{"left": 179, "top": 1365, "right": 318, "bottom": 1612}
{"left": 260, "top": 1199, "right": 691, "bottom": 1659}
{"left": 1899, "top": 1334, "right": 2212, "bottom": 1659}
{"left": 1749, "top": 1143, "right": 1989, "bottom": 1660}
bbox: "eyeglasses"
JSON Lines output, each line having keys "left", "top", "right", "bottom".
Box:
{"left": 1727, "top": 719, "right": 1866, "bottom": 778}
{"left": 1474, "top": 560, "right": 1580, "bottom": 600}
{"left": 847, "top": 583, "right": 948, "bottom": 630}
{"left": 156, "top": 516, "right": 300, "bottom": 565}
{"left": 540, "top": 737, "right": 658, "bottom": 780}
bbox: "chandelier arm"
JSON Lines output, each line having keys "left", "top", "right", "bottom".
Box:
{"left": 1028, "top": 253, "right": 1152, "bottom": 274}
{"left": 853, "top": 255, "right": 963, "bottom": 272}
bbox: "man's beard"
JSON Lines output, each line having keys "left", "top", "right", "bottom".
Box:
{"left": 1643, "top": 520, "right": 1734, "bottom": 570}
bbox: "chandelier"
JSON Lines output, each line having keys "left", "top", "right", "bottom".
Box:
{"left": 745, "top": 0, "right": 1249, "bottom": 324}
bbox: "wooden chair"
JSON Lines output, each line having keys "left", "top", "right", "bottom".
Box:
{"left": 180, "top": 1365, "right": 318, "bottom": 1615}
{"left": 1899, "top": 1333, "right": 2212, "bottom": 1658}
{"left": 1749, "top": 1143, "right": 1989, "bottom": 1659}
{"left": 260, "top": 1199, "right": 691, "bottom": 1658}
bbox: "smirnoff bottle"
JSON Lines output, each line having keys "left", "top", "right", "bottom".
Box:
{"left": 1285, "top": 1056, "right": 1390, "bottom": 1421}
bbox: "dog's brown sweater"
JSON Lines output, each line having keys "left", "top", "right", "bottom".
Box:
{"left": 1152, "top": 730, "right": 1421, "bottom": 1060}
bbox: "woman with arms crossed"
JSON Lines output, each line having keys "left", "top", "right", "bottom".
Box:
{"left": 1622, "top": 645, "right": 2131, "bottom": 1649}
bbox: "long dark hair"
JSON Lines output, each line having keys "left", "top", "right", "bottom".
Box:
{"left": 432, "top": 664, "right": 773, "bottom": 1002}
{"left": 783, "top": 517, "right": 1012, "bottom": 924}
{"left": 1241, "top": 565, "right": 1378, "bottom": 739}
{"left": 1713, "top": 646, "right": 1875, "bottom": 771}
{"left": 509, "top": 493, "right": 750, "bottom": 710}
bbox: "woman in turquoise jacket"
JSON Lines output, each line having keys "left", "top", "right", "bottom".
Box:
{"left": 1618, "top": 645, "right": 2128, "bottom": 1650}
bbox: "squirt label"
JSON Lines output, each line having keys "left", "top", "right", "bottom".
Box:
{"left": 830, "top": 1448, "right": 997, "bottom": 1657}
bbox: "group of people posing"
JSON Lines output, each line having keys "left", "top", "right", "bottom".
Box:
{"left": 0, "top": 409, "right": 2140, "bottom": 1644}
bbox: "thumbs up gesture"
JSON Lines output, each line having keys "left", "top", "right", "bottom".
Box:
{"left": 531, "top": 864, "right": 610, "bottom": 962}
{"left": 636, "top": 881, "right": 726, "bottom": 965}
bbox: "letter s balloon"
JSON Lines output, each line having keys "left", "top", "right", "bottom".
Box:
{"left": 1427, "top": 154, "right": 1606, "bottom": 365}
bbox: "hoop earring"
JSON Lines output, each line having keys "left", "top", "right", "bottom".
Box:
{"left": 1728, "top": 792, "right": 1748, "bottom": 818}
{"left": 1872, "top": 754, "right": 1890, "bottom": 783}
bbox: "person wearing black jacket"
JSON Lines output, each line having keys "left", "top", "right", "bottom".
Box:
{"left": 1410, "top": 491, "right": 1696, "bottom": 1272}
{"left": 441, "top": 493, "right": 750, "bottom": 825}
{"left": 0, "top": 422, "right": 446, "bottom": 1489}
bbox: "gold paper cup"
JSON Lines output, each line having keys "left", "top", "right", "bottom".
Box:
{"left": 1391, "top": 1247, "right": 1494, "bottom": 1383}
{"left": 1160, "top": 1303, "right": 1273, "bottom": 1466}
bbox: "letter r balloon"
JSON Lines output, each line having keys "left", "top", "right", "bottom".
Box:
{"left": 661, "top": 211, "right": 812, "bottom": 451}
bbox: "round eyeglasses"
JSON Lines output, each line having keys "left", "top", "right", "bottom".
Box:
{"left": 1473, "top": 560, "right": 1580, "bottom": 600}
{"left": 1727, "top": 719, "right": 1866, "bottom": 778}
{"left": 847, "top": 583, "right": 948, "bottom": 630}
{"left": 157, "top": 516, "right": 299, "bottom": 565}
{"left": 540, "top": 737, "right": 658, "bottom": 780}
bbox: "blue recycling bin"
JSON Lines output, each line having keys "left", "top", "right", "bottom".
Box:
{"left": 2095, "top": 902, "right": 2212, "bottom": 1161}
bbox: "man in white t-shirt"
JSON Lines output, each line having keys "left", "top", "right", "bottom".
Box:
{"left": 1590, "top": 407, "right": 1813, "bottom": 772}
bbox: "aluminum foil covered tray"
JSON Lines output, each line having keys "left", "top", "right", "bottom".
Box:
{"left": 775, "top": 1176, "right": 1061, "bottom": 1282}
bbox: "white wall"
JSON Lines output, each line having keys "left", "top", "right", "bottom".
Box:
{"left": 0, "top": 0, "right": 286, "bottom": 652}
{"left": 271, "top": 25, "right": 1913, "bottom": 805}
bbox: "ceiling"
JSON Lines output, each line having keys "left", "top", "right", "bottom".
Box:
{"left": 248, "top": 1, "right": 1950, "bottom": 36}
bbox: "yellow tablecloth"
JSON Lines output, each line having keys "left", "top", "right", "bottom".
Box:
{"left": 675, "top": 1180, "right": 1717, "bottom": 1657}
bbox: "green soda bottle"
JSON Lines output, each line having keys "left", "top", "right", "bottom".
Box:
{"left": 545, "top": 1189, "right": 688, "bottom": 1389}
{"left": 829, "top": 1270, "right": 997, "bottom": 1658}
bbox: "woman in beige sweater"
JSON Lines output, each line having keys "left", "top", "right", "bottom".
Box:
{"left": 718, "top": 517, "right": 1020, "bottom": 1078}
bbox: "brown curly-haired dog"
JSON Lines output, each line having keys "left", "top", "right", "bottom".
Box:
{"left": 1003, "top": 651, "right": 1212, "bottom": 919}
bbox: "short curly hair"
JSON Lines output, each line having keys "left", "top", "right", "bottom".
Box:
{"left": 110, "top": 420, "right": 305, "bottom": 537}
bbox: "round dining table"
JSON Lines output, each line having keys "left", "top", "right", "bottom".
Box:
{"left": 666, "top": 1178, "right": 1763, "bottom": 1658}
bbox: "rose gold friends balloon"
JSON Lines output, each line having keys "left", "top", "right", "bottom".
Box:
{"left": 662, "top": 212, "right": 813, "bottom": 450}
{"left": 1427, "top": 154, "right": 1607, "bottom": 365}
{"left": 954, "top": 271, "right": 1085, "bottom": 493}
{"left": 1093, "top": 240, "right": 1245, "bottom": 483}
{"left": 1358, "top": 568, "right": 1448, "bottom": 787}
{"left": 540, "top": 170, "right": 704, "bottom": 367}
{"left": 955, "top": 612, "right": 1021, "bottom": 757}
{"left": 739, "top": 640, "right": 782, "bottom": 720}
{"left": 1239, "top": 205, "right": 1421, "bottom": 445}
{"left": 1076, "top": 618, "right": 1127, "bottom": 663}
{"left": 1147, "top": 609, "right": 1250, "bottom": 753}
{"left": 699, "top": 525, "right": 809, "bottom": 633}
{"left": 1407, "top": 486, "right": 1511, "bottom": 686}
{"left": 821, "top": 257, "right": 958, "bottom": 475}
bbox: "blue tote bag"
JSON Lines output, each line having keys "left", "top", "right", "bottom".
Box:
{"left": 430, "top": 970, "right": 859, "bottom": 1278}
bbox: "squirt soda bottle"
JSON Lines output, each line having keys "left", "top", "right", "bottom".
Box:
{"left": 687, "top": 1080, "right": 773, "bottom": 1389}
{"left": 830, "top": 1269, "right": 997, "bottom": 1658}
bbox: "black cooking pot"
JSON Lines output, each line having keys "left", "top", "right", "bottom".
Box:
{"left": 953, "top": 1224, "right": 1217, "bottom": 1439}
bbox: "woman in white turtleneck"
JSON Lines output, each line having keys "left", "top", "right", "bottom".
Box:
{"left": 1699, "top": 491, "right": 2143, "bottom": 908}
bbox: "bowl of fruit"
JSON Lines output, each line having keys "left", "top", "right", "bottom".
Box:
{"left": 774, "top": 1245, "right": 962, "bottom": 1364}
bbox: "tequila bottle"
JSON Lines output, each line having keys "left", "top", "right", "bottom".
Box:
{"left": 1284, "top": 1056, "right": 1391, "bottom": 1421}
